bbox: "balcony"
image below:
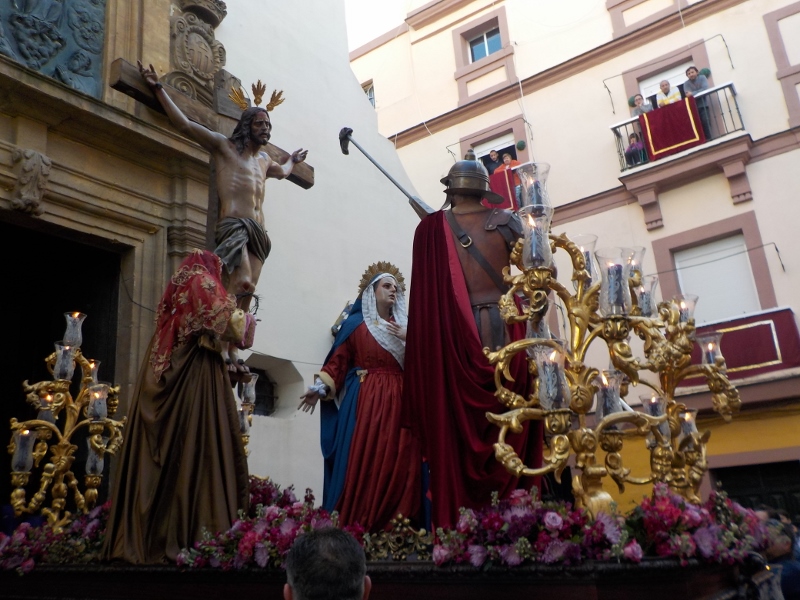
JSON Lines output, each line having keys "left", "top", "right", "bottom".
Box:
{"left": 610, "top": 82, "right": 744, "bottom": 172}
{"left": 676, "top": 307, "right": 800, "bottom": 405}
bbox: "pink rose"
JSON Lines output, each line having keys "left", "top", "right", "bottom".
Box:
{"left": 623, "top": 540, "right": 643, "bottom": 563}
{"left": 468, "top": 544, "right": 487, "bottom": 567}
{"left": 432, "top": 545, "right": 451, "bottom": 565}
{"left": 544, "top": 511, "right": 563, "bottom": 531}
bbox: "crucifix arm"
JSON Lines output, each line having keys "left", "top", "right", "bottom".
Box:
{"left": 138, "top": 61, "right": 227, "bottom": 153}
{"left": 266, "top": 148, "right": 309, "bottom": 179}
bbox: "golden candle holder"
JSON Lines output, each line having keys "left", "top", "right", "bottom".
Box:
{"left": 7, "top": 313, "right": 126, "bottom": 532}
{"left": 486, "top": 230, "right": 741, "bottom": 517}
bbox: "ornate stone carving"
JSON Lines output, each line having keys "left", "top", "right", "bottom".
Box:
{"left": 166, "top": 3, "right": 227, "bottom": 108}
{"left": 11, "top": 148, "right": 52, "bottom": 216}
{"left": 179, "top": 0, "right": 227, "bottom": 28}
{"left": 0, "top": 1, "right": 106, "bottom": 98}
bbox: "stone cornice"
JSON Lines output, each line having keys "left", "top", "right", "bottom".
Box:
{"left": 0, "top": 55, "right": 212, "bottom": 175}
{"left": 405, "top": 0, "right": 486, "bottom": 30}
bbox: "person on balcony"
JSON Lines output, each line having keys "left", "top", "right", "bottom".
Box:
{"left": 684, "top": 66, "right": 713, "bottom": 140}
{"left": 631, "top": 93, "right": 653, "bottom": 116}
{"left": 624, "top": 132, "right": 647, "bottom": 167}
{"left": 493, "top": 153, "right": 522, "bottom": 207}
{"left": 656, "top": 80, "right": 681, "bottom": 107}
{"left": 484, "top": 149, "right": 502, "bottom": 173}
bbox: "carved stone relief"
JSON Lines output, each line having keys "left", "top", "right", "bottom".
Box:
{"left": 166, "top": 1, "right": 227, "bottom": 108}
{"left": 11, "top": 148, "right": 52, "bottom": 216}
{"left": 0, "top": 0, "right": 106, "bottom": 98}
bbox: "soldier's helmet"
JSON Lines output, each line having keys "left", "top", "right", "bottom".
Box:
{"left": 440, "top": 159, "right": 504, "bottom": 205}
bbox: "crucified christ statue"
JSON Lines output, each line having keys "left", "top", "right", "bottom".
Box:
{"left": 138, "top": 62, "right": 308, "bottom": 371}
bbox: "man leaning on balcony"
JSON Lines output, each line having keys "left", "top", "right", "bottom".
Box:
{"left": 656, "top": 80, "right": 681, "bottom": 107}
{"left": 684, "top": 66, "right": 713, "bottom": 140}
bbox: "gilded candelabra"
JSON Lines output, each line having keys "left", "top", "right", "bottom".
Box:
{"left": 486, "top": 163, "right": 740, "bottom": 516}
{"left": 237, "top": 373, "right": 258, "bottom": 456}
{"left": 7, "top": 313, "right": 126, "bottom": 532}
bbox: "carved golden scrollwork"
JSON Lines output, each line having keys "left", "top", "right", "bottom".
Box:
{"left": 485, "top": 226, "right": 741, "bottom": 515}
{"left": 8, "top": 347, "right": 126, "bottom": 532}
{"left": 364, "top": 514, "right": 433, "bottom": 561}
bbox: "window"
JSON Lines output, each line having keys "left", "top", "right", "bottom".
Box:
{"left": 672, "top": 235, "right": 761, "bottom": 324}
{"left": 469, "top": 27, "right": 501, "bottom": 63}
{"left": 452, "top": 7, "right": 515, "bottom": 106}
{"left": 362, "top": 82, "right": 375, "bottom": 107}
{"left": 249, "top": 367, "right": 278, "bottom": 416}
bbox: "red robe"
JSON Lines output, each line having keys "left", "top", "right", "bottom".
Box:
{"left": 403, "top": 211, "right": 541, "bottom": 528}
{"left": 322, "top": 323, "right": 421, "bottom": 531}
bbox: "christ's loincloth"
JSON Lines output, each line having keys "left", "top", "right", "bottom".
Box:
{"left": 214, "top": 217, "right": 271, "bottom": 274}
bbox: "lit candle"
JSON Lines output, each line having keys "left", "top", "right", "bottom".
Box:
{"left": 680, "top": 410, "right": 698, "bottom": 437}
{"left": 54, "top": 342, "right": 76, "bottom": 381}
{"left": 63, "top": 312, "right": 87, "bottom": 348}
{"left": 87, "top": 384, "right": 109, "bottom": 421}
{"left": 37, "top": 393, "right": 55, "bottom": 424}
{"left": 89, "top": 360, "right": 101, "bottom": 384}
{"left": 704, "top": 342, "right": 716, "bottom": 365}
{"left": 536, "top": 347, "right": 569, "bottom": 410}
{"left": 595, "top": 371, "right": 623, "bottom": 430}
{"left": 641, "top": 395, "right": 670, "bottom": 447}
{"left": 11, "top": 430, "right": 35, "bottom": 473}
{"left": 520, "top": 205, "right": 554, "bottom": 270}
{"left": 673, "top": 294, "right": 698, "bottom": 323}
{"left": 696, "top": 332, "right": 723, "bottom": 366}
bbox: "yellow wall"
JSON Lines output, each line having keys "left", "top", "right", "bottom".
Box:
{"left": 602, "top": 404, "right": 800, "bottom": 512}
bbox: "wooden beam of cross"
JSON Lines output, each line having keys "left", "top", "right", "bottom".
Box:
{"left": 109, "top": 58, "right": 314, "bottom": 190}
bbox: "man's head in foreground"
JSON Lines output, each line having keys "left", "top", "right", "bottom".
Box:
{"left": 284, "top": 528, "right": 371, "bottom": 600}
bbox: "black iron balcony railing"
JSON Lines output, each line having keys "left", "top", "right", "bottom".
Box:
{"left": 610, "top": 82, "right": 745, "bottom": 172}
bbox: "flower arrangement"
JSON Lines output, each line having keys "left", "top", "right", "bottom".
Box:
{"left": 176, "top": 483, "right": 346, "bottom": 570}
{"left": 625, "top": 483, "right": 768, "bottom": 565}
{"left": 432, "top": 484, "right": 768, "bottom": 568}
{"left": 0, "top": 477, "right": 769, "bottom": 574}
{"left": 0, "top": 502, "right": 109, "bottom": 574}
{"left": 433, "top": 488, "right": 628, "bottom": 567}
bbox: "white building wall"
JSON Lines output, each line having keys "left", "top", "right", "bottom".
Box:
{"left": 216, "top": 0, "right": 421, "bottom": 495}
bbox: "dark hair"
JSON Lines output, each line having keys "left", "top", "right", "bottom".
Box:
{"left": 634, "top": 94, "right": 643, "bottom": 100}
{"left": 230, "top": 107, "right": 268, "bottom": 154}
{"left": 629, "top": 133, "right": 640, "bottom": 142}
{"left": 685, "top": 65, "right": 698, "bottom": 75}
{"left": 285, "top": 529, "right": 366, "bottom": 600}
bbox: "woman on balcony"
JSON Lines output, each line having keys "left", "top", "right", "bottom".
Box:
{"left": 625, "top": 132, "right": 647, "bottom": 167}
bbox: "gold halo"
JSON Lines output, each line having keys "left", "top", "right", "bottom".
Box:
{"left": 357, "top": 262, "right": 406, "bottom": 295}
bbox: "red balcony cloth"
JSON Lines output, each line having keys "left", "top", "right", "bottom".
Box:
{"left": 483, "top": 170, "right": 518, "bottom": 210}
{"left": 639, "top": 97, "right": 706, "bottom": 161}
{"left": 680, "top": 308, "right": 800, "bottom": 386}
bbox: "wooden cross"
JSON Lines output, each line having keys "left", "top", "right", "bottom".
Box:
{"left": 109, "top": 59, "right": 314, "bottom": 249}
{"left": 109, "top": 59, "right": 314, "bottom": 190}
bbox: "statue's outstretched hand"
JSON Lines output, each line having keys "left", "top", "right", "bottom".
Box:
{"left": 291, "top": 149, "right": 308, "bottom": 164}
{"left": 137, "top": 61, "right": 160, "bottom": 88}
{"left": 298, "top": 390, "right": 320, "bottom": 414}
